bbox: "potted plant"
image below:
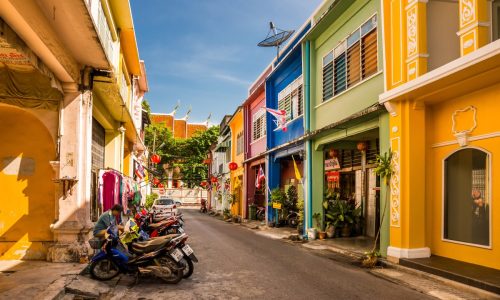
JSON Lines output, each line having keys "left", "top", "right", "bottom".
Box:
{"left": 270, "top": 188, "right": 287, "bottom": 227}
{"left": 328, "top": 199, "right": 361, "bottom": 237}
{"left": 362, "top": 152, "right": 393, "bottom": 268}
{"left": 313, "top": 212, "right": 326, "bottom": 240}
{"left": 223, "top": 208, "right": 231, "bottom": 221}
{"left": 324, "top": 189, "right": 340, "bottom": 238}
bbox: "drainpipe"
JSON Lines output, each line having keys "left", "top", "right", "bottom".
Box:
{"left": 304, "top": 40, "right": 313, "bottom": 230}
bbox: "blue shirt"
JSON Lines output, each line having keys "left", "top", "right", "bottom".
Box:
{"left": 93, "top": 210, "right": 117, "bottom": 236}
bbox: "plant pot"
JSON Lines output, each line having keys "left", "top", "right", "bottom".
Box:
{"left": 307, "top": 228, "right": 317, "bottom": 240}
{"left": 361, "top": 255, "right": 379, "bottom": 268}
{"left": 318, "top": 231, "right": 327, "bottom": 240}
{"left": 326, "top": 226, "right": 335, "bottom": 238}
{"left": 341, "top": 225, "right": 352, "bottom": 237}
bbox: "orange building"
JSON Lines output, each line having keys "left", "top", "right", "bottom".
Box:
{"left": 151, "top": 110, "right": 208, "bottom": 139}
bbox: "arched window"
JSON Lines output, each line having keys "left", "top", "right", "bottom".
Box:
{"left": 444, "top": 148, "right": 490, "bottom": 247}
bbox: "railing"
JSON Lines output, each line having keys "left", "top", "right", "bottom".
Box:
{"left": 86, "top": 0, "right": 119, "bottom": 70}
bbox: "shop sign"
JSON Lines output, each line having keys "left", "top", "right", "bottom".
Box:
{"left": 325, "top": 158, "right": 340, "bottom": 171}
{"left": 326, "top": 171, "right": 340, "bottom": 182}
{"left": 272, "top": 202, "right": 282, "bottom": 209}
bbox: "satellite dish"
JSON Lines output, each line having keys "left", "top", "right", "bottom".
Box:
{"left": 258, "top": 22, "right": 295, "bottom": 60}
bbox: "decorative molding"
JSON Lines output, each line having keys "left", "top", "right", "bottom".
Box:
{"left": 457, "top": 21, "right": 491, "bottom": 36}
{"left": 390, "top": 137, "right": 401, "bottom": 227}
{"left": 405, "top": 0, "right": 428, "bottom": 11}
{"left": 431, "top": 131, "right": 500, "bottom": 148}
{"left": 406, "top": 7, "right": 418, "bottom": 58}
{"left": 460, "top": 0, "right": 476, "bottom": 28}
{"left": 384, "top": 101, "right": 398, "bottom": 117}
{"left": 451, "top": 105, "right": 477, "bottom": 146}
{"left": 387, "top": 246, "right": 431, "bottom": 258}
{"left": 405, "top": 53, "right": 429, "bottom": 63}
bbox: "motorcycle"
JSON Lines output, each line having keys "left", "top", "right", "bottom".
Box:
{"left": 135, "top": 212, "right": 184, "bottom": 237}
{"left": 88, "top": 225, "right": 186, "bottom": 284}
{"left": 199, "top": 199, "right": 207, "bottom": 213}
{"left": 174, "top": 237, "right": 198, "bottom": 278}
{"left": 256, "top": 206, "right": 265, "bottom": 221}
{"left": 287, "top": 210, "right": 298, "bottom": 227}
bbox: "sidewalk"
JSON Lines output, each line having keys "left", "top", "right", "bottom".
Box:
{"left": 230, "top": 218, "right": 500, "bottom": 299}
{"left": 0, "top": 260, "right": 84, "bottom": 299}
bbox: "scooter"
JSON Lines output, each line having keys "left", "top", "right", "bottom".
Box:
{"left": 88, "top": 226, "right": 186, "bottom": 284}
{"left": 199, "top": 199, "right": 207, "bottom": 213}
{"left": 256, "top": 206, "right": 265, "bottom": 221}
{"left": 135, "top": 213, "right": 184, "bottom": 237}
{"left": 287, "top": 210, "right": 298, "bottom": 227}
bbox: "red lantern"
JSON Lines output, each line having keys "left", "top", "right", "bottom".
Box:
{"left": 228, "top": 162, "right": 238, "bottom": 171}
{"left": 210, "top": 176, "right": 218, "bottom": 183}
{"left": 357, "top": 142, "right": 367, "bottom": 152}
{"left": 200, "top": 181, "right": 207, "bottom": 187}
{"left": 150, "top": 154, "right": 161, "bottom": 164}
{"left": 157, "top": 183, "right": 164, "bottom": 189}
{"left": 153, "top": 178, "right": 160, "bottom": 185}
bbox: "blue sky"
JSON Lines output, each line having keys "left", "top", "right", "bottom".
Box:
{"left": 131, "top": 0, "right": 323, "bottom": 124}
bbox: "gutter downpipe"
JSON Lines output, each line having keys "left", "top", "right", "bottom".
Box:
{"left": 304, "top": 40, "right": 313, "bottom": 231}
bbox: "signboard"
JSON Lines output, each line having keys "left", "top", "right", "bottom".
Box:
{"left": 325, "top": 158, "right": 340, "bottom": 171}
{"left": 272, "top": 202, "right": 282, "bottom": 209}
{"left": 326, "top": 171, "right": 340, "bottom": 182}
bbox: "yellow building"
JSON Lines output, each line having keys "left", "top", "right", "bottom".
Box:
{"left": 0, "top": 0, "right": 146, "bottom": 262}
{"left": 228, "top": 107, "right": 245, "bottom": 217}
{"left": 380, "top": 0, "right": 500, "bottom": 270}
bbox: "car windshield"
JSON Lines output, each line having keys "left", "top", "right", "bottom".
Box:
{"left": 155, "top": 199, "right": 174, "bottom": 205}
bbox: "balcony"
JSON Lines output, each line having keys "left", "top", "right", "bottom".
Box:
{"left": 86, "top": 0, "right": 119, "bottom": 71}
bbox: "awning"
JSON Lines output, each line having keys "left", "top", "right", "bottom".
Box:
{"left": 273, "top": 144, "right": 304, "bottom": 161}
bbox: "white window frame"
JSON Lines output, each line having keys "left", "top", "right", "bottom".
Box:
{"left": 252, "top": 109, "right": 266, "bottom": 143}
{"left": 321, "top": 13, "right": 379, "bottom": 104}
{"left": 276, "top": 75, "right": 304, "bottom": 126}
{"left": 441, "top": 146, "right": 492, "bottom": 249}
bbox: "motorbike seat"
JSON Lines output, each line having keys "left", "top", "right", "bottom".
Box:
{"left": 148, "top": 219, "right": 172, "bottom": 229}
{"left": 131, "top": 236, "right": 171, "bottom": 254}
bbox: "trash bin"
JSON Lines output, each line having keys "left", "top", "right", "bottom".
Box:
{"left": 248, "top": 204, "right": 257, "bottom": 220}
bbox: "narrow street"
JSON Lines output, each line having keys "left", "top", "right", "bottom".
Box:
{"left": 104, "top": 209, "right": 431, "bottom": 299}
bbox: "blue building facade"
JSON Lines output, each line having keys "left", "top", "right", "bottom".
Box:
{"left": 265, "top": 21, "right": 311, "bottom": 222}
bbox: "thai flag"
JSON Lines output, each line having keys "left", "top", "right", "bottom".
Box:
{"left": 265, "top": 107, "right": 287, "bottom": 132}
{"left": 135, "top": 161, "right": 144, "bottom": 180}
{"left": 256, "top": 166, "right": 265, "bottom": 189}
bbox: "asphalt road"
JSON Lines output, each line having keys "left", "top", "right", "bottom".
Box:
{"left": 106, "top": 209, "right": 433, "bottom": 300}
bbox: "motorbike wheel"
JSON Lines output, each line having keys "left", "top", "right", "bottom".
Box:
{"left": 256, "top": 212, "right": 265, "bottom": 221}
{"left": 89, "top": 259, "right": 120, "bottom": 281}
{"left": 157, "top": 256, "right": 183, "bottom": 284}
{"left": 181, "top": 257, "right": 194, "bottom": 279}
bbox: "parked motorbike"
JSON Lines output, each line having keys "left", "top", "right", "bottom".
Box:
{"left": 174, "top": 236, "right": 198, "bottom": 278}
{"left": 88, "top": 226, "right": 186, "bottom": 284}
{"left": 135, "top": 212, "right": 184, "bottom": 237}
{"left": 287, "top": 210, "right": 298, "bottom": 227}
{"left": 199, "top": 199, "right": 207, "bottom": 213}
{"left": 256, "top": 206, "right": 265, "bottom": 221}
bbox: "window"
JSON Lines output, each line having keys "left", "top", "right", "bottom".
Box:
{"left": 277, "top": 75, "right": 304, "bottom": 122}
{"left": 252, "top": 110, "right": 266, "bottom": 141}
{"left": 236, "top": 132, "right": 244, "bottom": 155}
{"left": 444, "top": 148, "right": 490, "bottom": 247}
{"left": 493, "top": 0, "right": 500, "bottom": 41}
{"left": 321, "top": 15, "right": 378, "bottom": 102}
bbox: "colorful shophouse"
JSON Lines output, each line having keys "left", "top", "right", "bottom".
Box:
{"left": 302, "top": 0, "right": 390, "bottom": 254}
{"left": 265, "top": 21, "right": 312, "bottom": 221}
{"left": 228, "top": 107, "right": 245, "bottom": 217}
{"left": 380, "top": 0, "right": 500, "bottom": 270}
{"left": 243, "top": 65, "right": 273, "bottom": 219}
{"left": 211, "top": 115, "right": 232, "bottom": 213}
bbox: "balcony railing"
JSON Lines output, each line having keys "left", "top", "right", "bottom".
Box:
{"left": 86, "top": 0, "right": 119, "bottom": 70}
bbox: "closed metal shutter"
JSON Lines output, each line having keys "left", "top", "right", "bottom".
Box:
{"left": 91, "top": 118, "right": 105, "bottom": 221}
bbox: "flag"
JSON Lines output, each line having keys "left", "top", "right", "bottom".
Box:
{"left": 256, "top": 166, "right": 265, "bottom": 189}
{"left": 134, "top": 161, "right": 144, "bottom": 180}
{"left": 265, "top": 107, "right": 287, "bottom": 132}
{"left": 292, "top": 156, "right": 302, "bottom": 181}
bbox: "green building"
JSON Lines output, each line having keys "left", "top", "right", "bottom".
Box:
{"left": 302, "top": 0, "right": 390, "bottom": 255}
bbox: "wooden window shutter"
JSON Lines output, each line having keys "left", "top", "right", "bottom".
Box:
{"left": 361, "top": 30, "right": 377, "bottom": 78}
{"left": 347, "top": 42, "right": 361, "bottom": 87}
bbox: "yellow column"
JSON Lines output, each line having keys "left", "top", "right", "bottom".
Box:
{"left": 458, "top": 0, "right": 490, "bottom": 56}
{"left": 387, "top": 100, "right": 430, "bottom": 261}
{"left": 405, "top": 0, "right": 428, "bottom": 81}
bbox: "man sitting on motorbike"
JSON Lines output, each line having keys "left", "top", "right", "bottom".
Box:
{"left": 93, "top": 204, "right": 125, "bottom": 237}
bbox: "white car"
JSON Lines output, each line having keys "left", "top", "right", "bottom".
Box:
{"left": 152, "top": 198, "right": 178, "bottom": 217}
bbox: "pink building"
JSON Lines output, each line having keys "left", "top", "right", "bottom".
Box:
{"left": 243, "top": 65, "right": 272, "bottom": 218}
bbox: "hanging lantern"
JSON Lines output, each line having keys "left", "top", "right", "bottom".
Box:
{"left": 210, "top": 176, "right": 218, "bottom": 183}
{"left": 357, "top": 142, "right": 367, "bottom": 152}
{"left": 328, "top": 148, "right": 338, "bottom": 158}
{"left": 157, "top": 183, "right": 164, "bottom": 189}
{"left": 150, "top": 154, "right": 161, "bottom": 164}
{"left": 200, "top": 181, "right": 207, "bottom": 187}
{"left": 228, "top": 162, "right": 238, "bottom": 171}
{"left": 153, "top": 178, "right": 160, "bottom": 185}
